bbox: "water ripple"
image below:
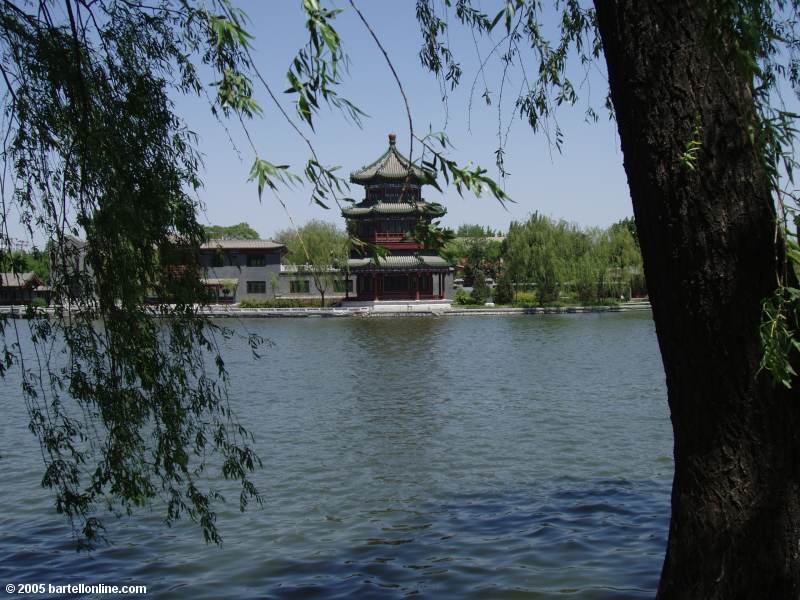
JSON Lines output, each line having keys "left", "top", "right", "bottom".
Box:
{"left": 0, "top": 313, "right": 671, "bottom": 598}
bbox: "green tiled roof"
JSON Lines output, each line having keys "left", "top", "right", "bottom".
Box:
{"left": 350, "top": 134, "right": 434, "bottom": 184}
{"left": 347, "top": 254, "right": 451, "bottom": 271}
{"left": 341, "top": 201, "right": 446, "bottom": 218}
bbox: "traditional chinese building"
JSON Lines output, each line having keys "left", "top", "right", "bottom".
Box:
{"left": 343, "top": 133, "right": 453, "bottom": 302}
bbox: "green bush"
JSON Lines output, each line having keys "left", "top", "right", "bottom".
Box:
{"left": 454, "top": 288, "right": 472, "bottom": 305}
{"left": 513, "top": 290, "right": 537, "bottom": 304}
{"left": 493, "top": 272, "right": 514, "bottom": 304}
{"left": 31, "top": 297, "right": 48, "bottom": 308}
{"left": 237, "top": 298, "right": 324, "bottom": 308}
{"left": 470, "top": 269, "right": 488, "bottom": 305}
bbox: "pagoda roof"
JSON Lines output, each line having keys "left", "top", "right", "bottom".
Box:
{"left": 350, "top": 133, "right": 433, "bottom": 185}
{"left": 341, "top": 200, "right": 446, "bottom": 218}
{"left": 347, "top": 254, "right": 451, "bottom": 271}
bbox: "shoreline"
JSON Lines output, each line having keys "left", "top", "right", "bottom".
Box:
{"left": 0, "top": 301, "right": 652, "bottom": 319}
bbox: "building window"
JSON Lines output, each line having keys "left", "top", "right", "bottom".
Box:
{"left": 290, "top": 280, "right": 310, "bottom": 293}
{"left": 333, "top": 279, "right": 353, "bottom": 293}
{"left": 212, "top": 251, "right": 226, "bottom": 267}
{"left": 247, "top": 281, "right": 266, "bottom": 294}
{"left": 246, "top": 255, "right": 266, "bottom": 267}
{"left": 358, "top": 221, "right": 373, "bottom": 237}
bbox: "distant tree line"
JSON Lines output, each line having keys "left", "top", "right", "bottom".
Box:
{"left": 447, "top": 215, "right": 644, "bottom": 306}
{"left": 454, "top": 223, "right": 501, "bottom": 238}
{"left": 203, "top": 222, "right": 261, "bottom": 240}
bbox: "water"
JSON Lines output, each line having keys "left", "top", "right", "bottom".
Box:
{"left": 0, "top": 312, "right": 672, "bottom": 598}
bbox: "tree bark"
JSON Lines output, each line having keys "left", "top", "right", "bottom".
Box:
{"left": 594, "top": 2, "right": 800, "bottom": 597}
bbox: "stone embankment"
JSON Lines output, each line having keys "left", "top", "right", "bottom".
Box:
{"left": 0, "top": 299, "right": 652, "bottom": 319}
{"left": 447, "top": 299, "right": 651, "bottom": 317}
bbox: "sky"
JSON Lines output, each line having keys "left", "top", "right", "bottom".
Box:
{"left": 178, "top": 1, "right": 633, "bottom": 239}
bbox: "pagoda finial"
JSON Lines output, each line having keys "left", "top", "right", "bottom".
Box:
{"left": 388, "top": 132, "right": 396, "bottom": 145}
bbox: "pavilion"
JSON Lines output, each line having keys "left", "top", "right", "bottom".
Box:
{"left": 342, "top": 133, "right": 453, "bottom": 304}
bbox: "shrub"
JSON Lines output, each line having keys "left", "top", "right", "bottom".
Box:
{"left": 493, "top": 272, "right": 514, "bottom": 304}
{"left": 454, "top": 288, "right": 472, "bottom": 305}
{"left": 470, "top": 269, "right": 488, "bottom": 305}
{"left": 512, "top": 290, "right": 537, "bottom": 305}
{"left": 237, "top": 298, "right": 323, "bottom": 308}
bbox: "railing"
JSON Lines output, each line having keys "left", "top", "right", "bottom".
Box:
{"left": 355, "top": 292, "right": 440, "bottom": 300}
{"left": 370, "top": 232, "right": 408, "bottom": 242}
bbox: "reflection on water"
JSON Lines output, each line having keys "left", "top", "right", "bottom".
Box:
{"left": 0, "top": 312, "right": 671, "bottom": 599}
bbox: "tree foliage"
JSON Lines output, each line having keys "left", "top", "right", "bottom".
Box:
{"left": 412, "top": 0, "right": 798, "bottom": 382}
{"left": 469, "top": 268, "right": 489, "bottom": 304}
{"left": 0, "top": 0, "right": 514, "bottom": 547}
{"left": 455, "top": 223, "right": 499, "bottom": 238}
{"left": 505, "top": 213, "right": 643, "bottom": 305}
{"left": 493, "top": 270, "right": 514, "bottom": 304}
{"left": 274, "top": 219, "right": 349, "bottom": 266}
{"left": 442, "top": 234, "right": 504, "bottom": 283}
{"left": 204, "top": 222, "right": 261, "bottom": 240}
{"left": 2, "top": 249, "right": 51, "bottom": 283}
{"left": 0, "top": 0, "right": 268, "bottom": 546}
{"left": 273, "top": 219, "right": 349, "bottom": 306}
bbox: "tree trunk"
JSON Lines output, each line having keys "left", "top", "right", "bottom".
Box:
{"left": 594, "top": 2, "right": 800, "bottom": 597}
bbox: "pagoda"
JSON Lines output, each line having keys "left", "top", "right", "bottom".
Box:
{"left": 342, "top": 133, "right": 453, "bottom": 302}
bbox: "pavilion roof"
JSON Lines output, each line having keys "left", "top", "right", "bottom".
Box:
{"left": 350, "top": 134, "right": 433, "bottom": 185}
{"left": 347, "top": 254, "right": 451, "bottom": 271}
{"left": 341, "top": 200, "right": 446, "bottom": 218}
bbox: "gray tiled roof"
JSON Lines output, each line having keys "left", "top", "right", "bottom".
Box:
{"left": 0, "top": 272, "right": 40, "bottom": 287}
{"left": 200, "top": 240, "right": 285, "bottom": 250}
{"left": 341, "top": 201, "right": 446, "bottom": 218}
{"left": 350, "top": 135, "right": 434, "bottom": 184}
{"left": 347, "top": 254, "right": 451, "bottom": 271}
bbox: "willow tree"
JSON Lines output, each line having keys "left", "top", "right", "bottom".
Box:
{"left": 0, "top": 0, "right": 502, "bottom": 547}
{"left": 596, "top": 3, "right": 800, "bottom": 596}
{"left": 0, "top": 0, "right": 274, "bottom": 546}
{"left": 3, "top": 1, "right": 800, "bottom": 595}
{"left": 274, "top": 219, "right": 349, "bottom": 306}
{"left": 415, "top": 0, "right": 800, "bottom": 595}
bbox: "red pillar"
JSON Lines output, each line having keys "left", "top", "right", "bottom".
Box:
{"left": 415, "top": 273, "right": 420, "bottom": 300}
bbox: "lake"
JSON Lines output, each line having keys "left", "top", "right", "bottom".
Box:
{"left": 0, "top": 312, "right": 672, "bottom": 599}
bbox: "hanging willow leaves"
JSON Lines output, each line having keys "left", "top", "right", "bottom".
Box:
{"left": 0, "top": 0, "right": 268, "bottom": 547}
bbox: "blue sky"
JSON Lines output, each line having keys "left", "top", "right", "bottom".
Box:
{"left": 179, "top": 1, "right": 632, "bottom": 239}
